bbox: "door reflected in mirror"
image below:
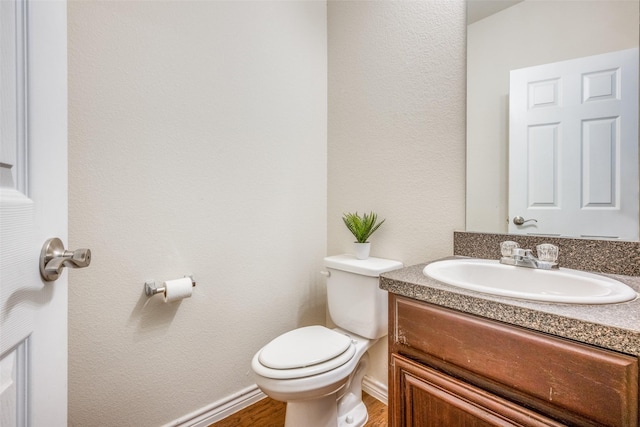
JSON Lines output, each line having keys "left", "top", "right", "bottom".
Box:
{"left": 466, "top": 0, "right": 639, "bottom": 241}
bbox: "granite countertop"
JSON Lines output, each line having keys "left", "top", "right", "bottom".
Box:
{"left": 380, "top": 256, "right": 640, "bottom": 357}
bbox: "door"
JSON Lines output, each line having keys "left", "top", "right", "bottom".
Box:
{"left": 1, "top": 1, "right": 68, "bottom": 426}
{"left": 509, "top": 48, "right": 639, "bottom": 240}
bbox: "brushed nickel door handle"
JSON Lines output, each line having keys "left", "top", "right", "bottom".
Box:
{"left": 39, "top": 237, "right": 91, "bottom": 282}
{"left": 513, "top": 216, "right": 538, "bottom": 226}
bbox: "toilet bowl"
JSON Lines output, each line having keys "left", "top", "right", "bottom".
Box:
{"left": 251, "top": 255, "right": 403, "bottom": 427}
{"left": 252, "top": 326, "right": 375, "bottom": 427}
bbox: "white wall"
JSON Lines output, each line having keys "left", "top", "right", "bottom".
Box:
{"left": 466, "top": 0, "right": 639, "bottom": 233}
{"left": 68, "top": 2, "right": 327, "bottom": 425}
{"left": 327, "top": 0, "right": 466, "bottom": 391}
{"left": 68, "top": 0, "right": 467, "bottom": 424}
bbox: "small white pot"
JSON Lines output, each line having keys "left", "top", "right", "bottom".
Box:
{"left": 353, "top": 242, "right": 371, "bottom": 260}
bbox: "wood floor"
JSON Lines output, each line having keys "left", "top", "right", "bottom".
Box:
{"left": 209, "top": 392, "right": 388, "bottom": 427}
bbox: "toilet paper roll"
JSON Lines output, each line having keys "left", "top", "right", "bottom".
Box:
{"left": 163, "top": 277, "right": 193, "bottom": 303}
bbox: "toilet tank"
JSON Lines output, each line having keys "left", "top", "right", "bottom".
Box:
{"left": 324, "top": 255, "right": 403, "bottom": 340}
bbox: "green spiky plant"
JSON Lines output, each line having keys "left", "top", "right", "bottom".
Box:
{"left": 342, "top": 211, "right": 385, "bottom": 243}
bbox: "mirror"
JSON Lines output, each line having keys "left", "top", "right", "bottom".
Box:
{"left": 466, "top": 0, "right": 640, "bottom": 240}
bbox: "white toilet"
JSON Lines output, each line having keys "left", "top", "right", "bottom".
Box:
{"left": 251, "top": 254, "right": 403, "bottom": 427}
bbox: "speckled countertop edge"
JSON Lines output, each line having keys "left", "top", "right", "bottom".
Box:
{"left": 380, "top": 257, "right": 640, "bottom": 357}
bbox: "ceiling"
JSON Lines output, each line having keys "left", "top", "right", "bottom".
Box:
{"left": 467, "top": 0, "right": 524, "bottom": 24}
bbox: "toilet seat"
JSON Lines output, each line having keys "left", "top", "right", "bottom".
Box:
{"left": 253, "top": 326, "right": 356, "bottom": 380}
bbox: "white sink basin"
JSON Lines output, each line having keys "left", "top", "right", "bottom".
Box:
{"left": 423, "top": 259, "right": 637, "bottom": 304}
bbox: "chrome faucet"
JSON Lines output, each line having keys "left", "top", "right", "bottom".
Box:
{"left": 499, "top": 241, "right": 559, "bottom": 270}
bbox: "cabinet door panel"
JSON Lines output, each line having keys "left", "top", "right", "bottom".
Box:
{"left": 392, "top": 354, "right": 564, "bottom": 427}
{"left": 390, "top": 296, "right": 639, "bottom": 427}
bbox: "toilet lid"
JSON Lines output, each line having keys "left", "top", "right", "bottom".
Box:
{"left": 258, "top": 326, "right": 352, "bottom": 370}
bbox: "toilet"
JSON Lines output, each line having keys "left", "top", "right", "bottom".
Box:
{"left": 251, "top": 254, "right": 403, "bottom": 427}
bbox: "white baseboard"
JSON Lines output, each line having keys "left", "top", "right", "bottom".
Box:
{"left": 167, "top": 376, "right": 387, "bottom": 427}
{"left": 362, "top": 375, "right": 388, "bottom": 405}
{"left": 164, "top": 384, "right": 266, "bottom": 427}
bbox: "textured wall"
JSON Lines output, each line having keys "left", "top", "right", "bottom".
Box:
{"left": 67, "top": 2, "right": 327, "bottom": 425}
{"left": 327, "top": 0, "right": 466, "bottom": 391}
{"left": 68, "top": 1, "right": 466, "bottom": 423}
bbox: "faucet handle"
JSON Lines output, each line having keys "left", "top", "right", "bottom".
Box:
{"left": 536, "top": 243, "right": 559, "bottom": 263}
{"left": 512, "top": 248, "right": 533, "bottom": 260}
{"left": 500, "top": 241, "right": 519, "bottom": 257}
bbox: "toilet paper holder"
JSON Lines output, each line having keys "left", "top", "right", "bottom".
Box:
{"left": 144, "top": 275, "right": 196, "bottom": 297}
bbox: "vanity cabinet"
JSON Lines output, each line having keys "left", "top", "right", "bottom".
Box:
{"left": 388, "top": 294, "right": 639, "bottom": 427}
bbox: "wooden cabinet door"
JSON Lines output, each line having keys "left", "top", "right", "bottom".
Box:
{"left": 390, "top": 295, "right": 639, "bottom": 426}
{"left": 391, "top": 354, "right": 565, "bottom": 427}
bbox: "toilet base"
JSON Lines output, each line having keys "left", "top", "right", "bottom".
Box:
{"left": 284, "top": 394, "right": 339, "bottom": 427}
{"left": 283, "top": 393, "right": 369, "bottom": 427}
{"left": 337, "top": 352, "right": 370, "bottom": 427}
{"left": 282, "top": 352, "right": 371, "bottom": 427}
{"left": 337, "top": 400, "right": 368, "bottom": 427}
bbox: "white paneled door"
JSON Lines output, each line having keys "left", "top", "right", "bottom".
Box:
{"left": 1, "top": 1, "right": 68, "bottom": 426}
{"left": 509, "top": 48, "right": 639, "bottom": 240}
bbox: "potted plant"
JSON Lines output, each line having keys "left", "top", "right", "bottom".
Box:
{"left": 342, "top": 211, "right": 385, "bottom": 259}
